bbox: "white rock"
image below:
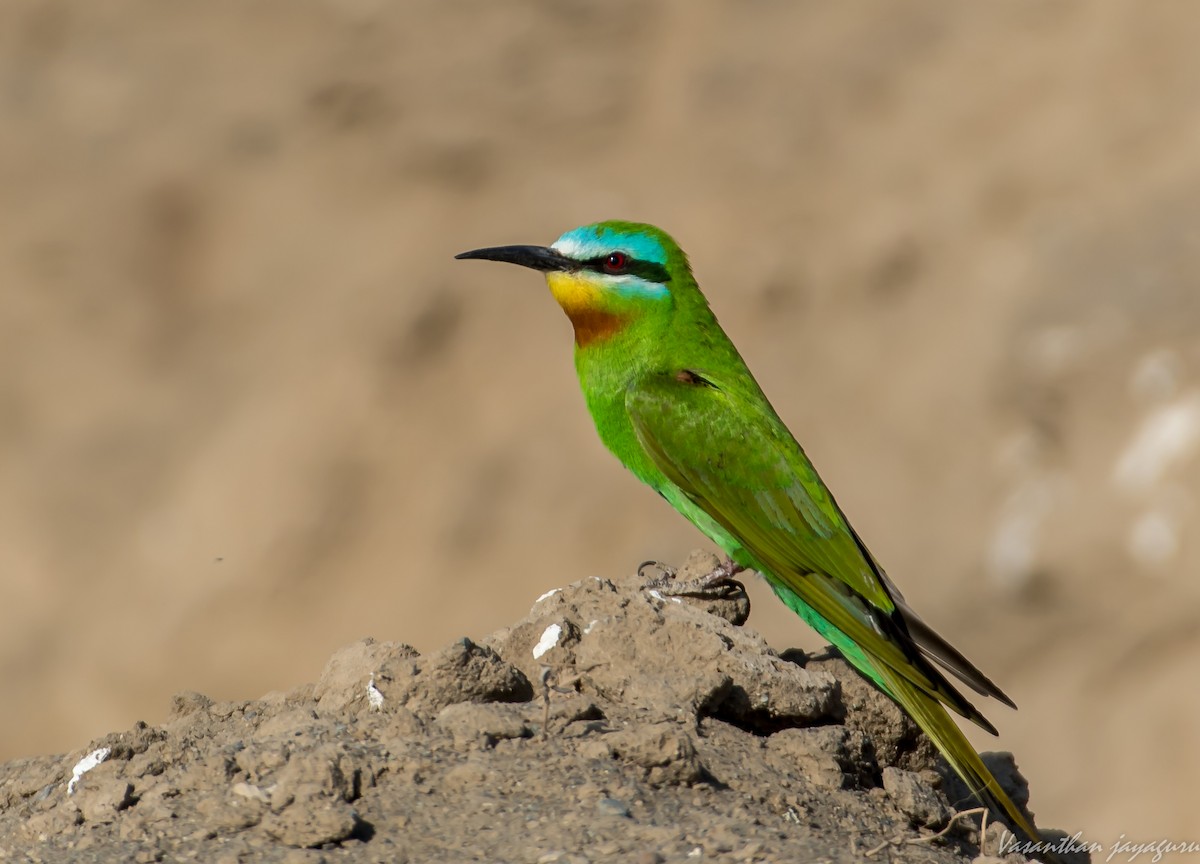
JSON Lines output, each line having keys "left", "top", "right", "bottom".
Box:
{"left": 532, "top": 623, "right": 563, "bottom": 660}
{"left": 68, "top": 747, "right": 111, "bottom": 795}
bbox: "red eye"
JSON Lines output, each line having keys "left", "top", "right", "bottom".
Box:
{"left": 603, "top": 251, "right": 628, "bottom": 274}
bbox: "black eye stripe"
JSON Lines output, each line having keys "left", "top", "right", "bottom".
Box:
{"left": 580, "top": 256, "right": 671, "bottom": 284}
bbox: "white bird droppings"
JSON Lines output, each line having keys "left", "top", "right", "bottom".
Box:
{"left": 532, "top": 623, "right": 563, "bottom": 659}
{"left": 68, "top": 747, "right": 111, "bottom": 795}
{"left": 646, "top": 589, "right": 682, "bottom": 605}
{"left": 366, "top": 674, "right": 384, "bottom": 710}
{"left": 583, "top": 619, "right": 599, "bottom": 635}
{"left": 535, "top": 588, "right": 561, "bottom": 604}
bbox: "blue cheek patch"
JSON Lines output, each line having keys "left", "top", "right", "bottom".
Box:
{"left": 608, "top": 273, "right": 670, "bottom": 300}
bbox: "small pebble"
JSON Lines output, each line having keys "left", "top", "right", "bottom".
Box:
{"left": 596, "top": 797, "right": 631, "bottom": 818}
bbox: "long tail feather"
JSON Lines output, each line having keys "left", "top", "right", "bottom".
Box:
{"left": 872, "top": 660, "right": 1041, "bottom": 845}
{"left": 894, "top": 599, "right": 1018, "bottom": 709}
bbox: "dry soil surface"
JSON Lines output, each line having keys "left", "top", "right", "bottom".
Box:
{"left": 0, "top": 555, "right": 1078, "bottom": 864}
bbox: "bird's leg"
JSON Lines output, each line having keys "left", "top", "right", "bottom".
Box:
{"left": 643, "top": 556, "right": 745, "bottom": 598}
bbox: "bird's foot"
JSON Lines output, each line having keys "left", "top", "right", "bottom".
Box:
{"left": 641, "top": 556, "right": 745, "bottom": 599}
{"left": 637, "top": 559, "right": 676, "bottom": 585}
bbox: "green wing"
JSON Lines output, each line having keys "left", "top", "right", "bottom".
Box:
{"left": 625, "top": 369, "right": 996, "bottom": 727}
{"left": 625, "top": 368, "right": 1046, "bottom": 842}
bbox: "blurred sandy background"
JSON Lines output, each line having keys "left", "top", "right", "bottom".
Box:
{"left": 2, "top": 0, "right": 1198, "bottom": 848}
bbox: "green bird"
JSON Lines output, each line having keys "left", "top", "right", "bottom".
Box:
{"left": 456, "top": 220, "right": 1041, "bottom": 842}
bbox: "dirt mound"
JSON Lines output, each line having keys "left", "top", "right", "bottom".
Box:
{"left": 5, "top": 1, "right": 1200, "bottom": 841}
{"left": 0, "top": 554, "right": 1076, "bottom": 863}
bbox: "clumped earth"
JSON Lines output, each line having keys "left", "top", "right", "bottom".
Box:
{"left": 0, "top": 554, "right": 1074, "bottom": 863}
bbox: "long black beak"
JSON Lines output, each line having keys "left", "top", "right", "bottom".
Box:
{"left": 455, "top": 244, "right": 575, "bottom": 272}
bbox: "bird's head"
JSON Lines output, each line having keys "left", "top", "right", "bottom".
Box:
{"left": 457, "top": 221, "right": 695, "bottom": 348}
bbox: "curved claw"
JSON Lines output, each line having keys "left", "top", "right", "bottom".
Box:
{"left": 637, "top": 560, "right": 676, "bottom": 582}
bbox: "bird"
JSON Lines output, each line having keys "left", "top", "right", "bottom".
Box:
{"left": 456, "top": 220, "right": 1042, "bottom": 843}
